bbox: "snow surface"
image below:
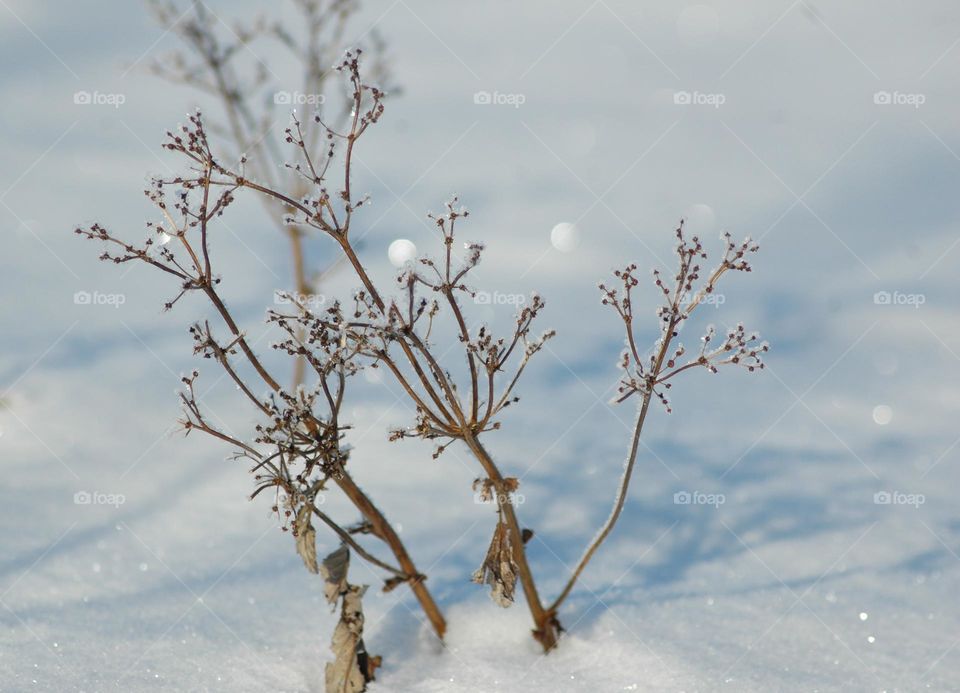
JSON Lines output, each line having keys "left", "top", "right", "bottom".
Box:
{"left": 2, "top": 358, "right": 958, "bottom": 692}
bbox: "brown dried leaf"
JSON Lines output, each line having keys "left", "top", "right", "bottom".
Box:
{"left": 294, "top": 504, "right": 318, "bottom": 574}
{"left": 325, "top": 584, "right": 369, "bottom": 693}
{"left": 471, "top": 520, "right": 518, "bottom": 607}
{"left": 323, "top": 547, "right": 379, "bottom": 693}
{"left": 320, "top": 544, "right": 351, "bottom": 606}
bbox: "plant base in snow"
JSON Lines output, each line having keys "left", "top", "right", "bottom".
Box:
{"left": 321, "top": 546, "right": 380, "bottom": 693}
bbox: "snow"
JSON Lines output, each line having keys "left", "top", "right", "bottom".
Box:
{"left": 2, "top": 352, "right": 959, "bottom": 691}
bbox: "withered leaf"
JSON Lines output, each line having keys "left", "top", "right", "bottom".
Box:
{"left": 294, "top": 504, "right": 318, "bottom": 574}
{"left": 325, "top": 584, "right": 369, "bottom": 693}
{"left": 324, "top": 548, "right": 378, "bottom": 693}
{"left": 471, "top": 520, "right": 518, "bottom": 607}
{"left": 320, "top": 544, "right": 351, "bottom": 606}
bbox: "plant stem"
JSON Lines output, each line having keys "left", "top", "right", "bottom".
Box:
{"left": 336, "top": 470, "right": 447, "bottom": 640}
{"left": 547, "top": 399, "right": 649, "bottom": 614}
{"left": 549, "top": 288, "right": 683, "bottom": 617}
{"left": 286, "top": 221, "right": 310, "bottom": 389}
{"left": 462, "top": 433, "right": 560, "bottom": 650}
{"left": 203, "top": 278, "right": 447, "bottom": 641}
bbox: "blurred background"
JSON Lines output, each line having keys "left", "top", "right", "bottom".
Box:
{"left": 1, "top": 1, "right": 958, "bottom": 690}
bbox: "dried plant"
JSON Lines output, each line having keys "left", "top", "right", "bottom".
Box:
{"left": 79, "top": 46, "right": 767, "bottom": 679}
{"left": 74, "top": 81, "right": 446, "bottom": 685}
{"left": 145, "top": 0, "right": 395, "bottom": 387}
{"left": 547, "top": 229, "right": 767, "bottom": 619}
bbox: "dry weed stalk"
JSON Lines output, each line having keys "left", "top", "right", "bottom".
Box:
{"left": 146, "top": 0, "right": 395, "bottom": 387}
{"left": 74, "top": 78, "right": 447, "bottom": 646}
{"left": 80, "top": 48, "right": 767, "bottom": 662}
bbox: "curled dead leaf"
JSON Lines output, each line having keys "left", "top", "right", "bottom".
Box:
{"left": 325, "top": 584, "right": 369, "bottom": 693}
{"left": 320, "top": 544, "right": 350, "bottom": 606}
{"left": 323, "top": 547, "right": 379, "bottom": 693}
{"left": 471, "top": 520, "right": 517, "bottom": 607}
